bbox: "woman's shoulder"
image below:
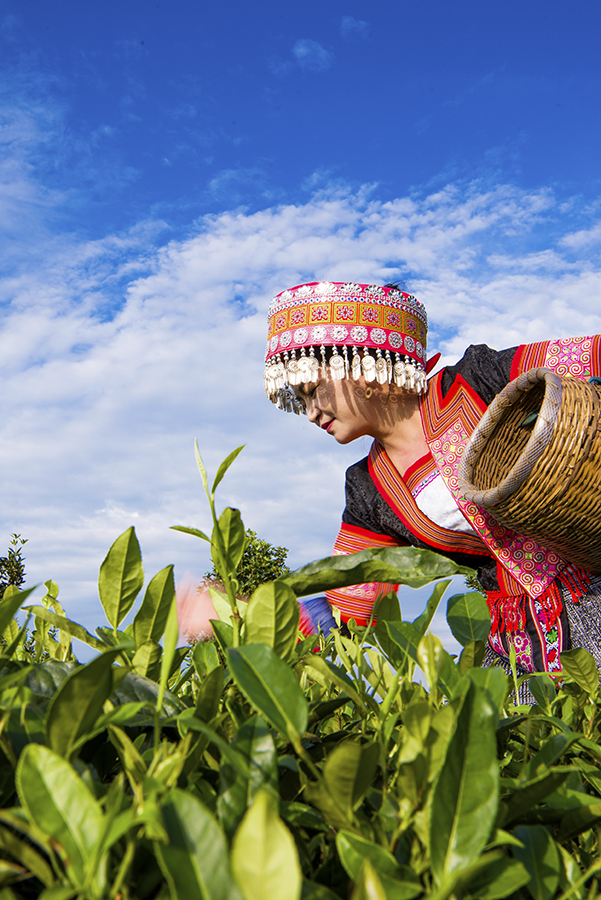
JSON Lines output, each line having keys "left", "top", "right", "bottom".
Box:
{"left": 440, "top": 343, "right": 517, "bottom": 405}
{"left": 344, "top": 455, "right": 376, "bottom": 503}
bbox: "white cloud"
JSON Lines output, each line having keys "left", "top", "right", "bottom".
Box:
{"left": 560, "top": 221, "right": 601, "bottom": 250}
{"left": 292, "top": 39, "right": 333, "bottom": 73}
{"left": 340, "top": 16, "right": 370, "bottom": 39}
{"left": 2, "top": 166, "right": 601, "bottom": 642}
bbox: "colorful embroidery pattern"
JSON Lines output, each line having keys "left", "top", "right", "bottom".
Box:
{"left": 422, "top": 372, "right": 565, "bottom": 597}
{"left": 486, "top": 592, "right": 564, "bottom": 674}
{"left": 368, "top": 442, "right": 488, "bottom": 555}
{"left": 265, "top": 282, "right": 428, "bottom": 369}
{"left": 510, "top": 334, "right": 601, "bottom": 380}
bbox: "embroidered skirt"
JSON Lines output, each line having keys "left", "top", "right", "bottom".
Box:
{"left": 484, "top": 574, "right": 601, "bottom": 704}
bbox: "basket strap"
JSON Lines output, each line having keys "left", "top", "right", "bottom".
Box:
{"left": 422, "top": 372, "right": 566, "bottom": 599}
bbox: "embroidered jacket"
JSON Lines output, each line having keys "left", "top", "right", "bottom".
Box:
{"left": 323, "top": 335, "right": 601, "bottom": 673}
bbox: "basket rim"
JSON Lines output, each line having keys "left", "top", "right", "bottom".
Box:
{"left": 457, "top": 367, "right": 562, "bottom": 508}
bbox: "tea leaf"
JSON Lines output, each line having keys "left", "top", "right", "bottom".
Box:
{"left": 16, "top": 744, "right": 104, "bottom": 890}
{"left": 194, "top": 439, "right": 209, "bottom": 492}
{"left": 231, "top": 789, "right": 301, "bottom": 900}
{"left": 512, "top": 825, "right": 560, "bottom": 900}
{"left": 113, "top": 672, "right": 184, "bottom": 717}
{"left": 228, "top": 644, "right": 308, "bottom": 742}
{"left": 218, "top": 715, "right": 278, "bottom": 837}
{"left": 468, "top": 668, "right": 508, "bottom": 721}
{"left": 211, "top": 507, "right": 246, "bottom": 580}
{"left": 212, "top": 445, "right": 245, "bottom": 495}
{"left": 305, "top": 742, "right": 378, "bottom": 829}
{"left": 458, "top": 856, "right": 530, "bottom": 900}
{"left": 211, "top": 618, "right": 234, "bottom": 652}
{"left": 244, "top": 580, "right": 299, "bottom": 661}
{"left": 24, "top": 606, "right": 106, "bottom": 651}
{"left": 525, "top": 731, "right": 581, "bottom": 780}
{"left": 45, "top": 649, "right": 120, "bottom": 758}
{"left": 133, "top": 565, "right": 176, "bottom": 647}
{"left": 458, "top": 640, "right": 486, "bottom": 674}
{"left": 0, "top": 824, "right": 54, "bottom": 887}
{"left": 170, "top": 525, "right": 211, "bottom": 542}
{"left": 351, "top": 859, "right": 387, "bottom": 900}
{"left": 284, "top": 546, "right": 472, "bottom": 598}
{"left": 195, "top": 665, "right": 224, "bottom": 723}
{"left": 337, "top": 831, "right": 421, "bottom": 900}
{"left": 503, "top": 771, "right": 571, "bottom": 827}
{"left": 430, "top": 683, "right": 499, "bottom": 883}
{"left": 385, "top": 621, "right": 422, "bottom": 667}
{"left": 413, "top": 579, "right": 451, "bottom": 636}
{"left": 446, "top": 592, "right": 491, "bottom": 647}
{"left": 304, "top": 655, "right": 368, "bottom": 713}
{"left": 192, "top": 641, "right": 220, "bottom": 677}
{"left": 417, "top": 632, "right": 445, "bottom": 691}
{"left": 131, "top": 639, "right": 162, "bottom": 679}
{"left": 0, "top": 585, "right": 39, "bottom": 636}
{"left": 157, "top": 788, "right": 242, "bottom": 900}
{"left": 560, "top": 648, "right": 599, "bottom": 695}
{"left": 157, "top": 594, "right": 180, "bottom": 714}
{"left": 376, "top": 590, "right": 401, "bottom": 623}
{"left": 558, "top": 801, "right": 601, "bottom": 841}
{"left": 98, "top": 527, "right": 144, "bottom": 630}
{"left": 528, "top": 674, "right": 556, "bottom": 713}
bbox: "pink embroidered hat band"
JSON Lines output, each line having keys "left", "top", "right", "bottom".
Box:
{"left": 264, "top": 281, "right": 428, "bottom": 412}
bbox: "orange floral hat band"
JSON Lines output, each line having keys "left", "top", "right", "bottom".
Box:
{"left": 264, "top": 281, "right": 428, "bottom": 412}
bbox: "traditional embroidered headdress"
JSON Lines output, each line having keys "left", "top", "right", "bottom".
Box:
{"left": 264, "top": 281, "right": 428, "bottom": 413}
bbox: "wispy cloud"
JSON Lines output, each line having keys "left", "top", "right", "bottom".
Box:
{"left": 560, "top": 222, "right": 601, "bottom": 250}
{"left": 2, "top": 89, "right": 601, "bottom": 633}
{"left": 292, "top": 39, "right": 333, "bottom": 73}
{"left": 340, "top": 16, "right": 370, "bottom": 39}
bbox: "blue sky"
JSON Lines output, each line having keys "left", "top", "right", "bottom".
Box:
{"left": 2, "top": 0, "right": 601, "bottom": 649}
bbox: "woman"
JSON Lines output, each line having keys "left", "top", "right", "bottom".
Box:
{"left": 264, "top": 281, "right": 601, "bottom": 684}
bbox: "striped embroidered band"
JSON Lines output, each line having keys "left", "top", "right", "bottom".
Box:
{"left": 264, "top": 282, "right": 428, "bottom": 413}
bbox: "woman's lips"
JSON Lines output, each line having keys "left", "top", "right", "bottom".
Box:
{"left": 321, "top": 419, "right": 334, "bottom": 433}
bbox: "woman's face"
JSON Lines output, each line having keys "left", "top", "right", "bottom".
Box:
{"left": 294, "top": 369, "right": 395, "bottom": 444}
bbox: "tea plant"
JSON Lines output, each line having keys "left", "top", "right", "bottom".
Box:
{"left": 0, "top": 444, "right": 601, "bottom": 900}
{"left": 205, "top": 529, "right": 289, "bottom": 597}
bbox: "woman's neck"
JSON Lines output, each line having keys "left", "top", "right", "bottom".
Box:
{"left": 373, "top": 395, "right": 430, "bottom": 478}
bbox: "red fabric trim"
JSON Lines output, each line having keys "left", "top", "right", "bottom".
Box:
{"left": 336, "top": 523, "right": 401, "bottom": 545}
{"left": 426, "top": 351, "right": 442, "bottom": 374}
{"left": 487, "top": 591, "right": 526, "bottom": 633}
{"left": 421, "top": 370, "right": 487, "bottom": 442}
{"left": 510, "top": 341, "right": 549, "bottom": 380}
{"left": 368, "top": 441, "right": 488, "bottom": 556}
{"left": 487, "top": 582, "right": 564, "bottom": 638}
{"left": 496, "top": 564, "right": 524, "bottom": 596}
{"left": 403, "top": 452, "right": 438, "bottom": 494}
{"left": 325, "top": 521, "right": 401, "bottom": 626}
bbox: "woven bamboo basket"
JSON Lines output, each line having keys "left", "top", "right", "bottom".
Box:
{"left": 457, "top": 366, "right": 601, "bottom": 574}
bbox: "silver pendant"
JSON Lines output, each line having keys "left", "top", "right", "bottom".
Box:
{"left": 375, "top": 356, "right": 388, "bottom": 385}
{"left": 286, "top": 358, "right": 300, "bottom": 385}
{"left": 298, "top": 356, "right": 313, "bottom": 383}
{"left": 362, "top": 354, "right": 376, "bottom": 382}
{"left": 330, "top": 355, "right": 345, "bottom": 380}
{"left": 270, "top": 362, "right": 285, "bottom": 390}
{"left": 393, "top": 361, "right": 406, "bottom": 388}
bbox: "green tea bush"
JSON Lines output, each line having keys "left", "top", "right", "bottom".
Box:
{"left": 205, "top": 528, "right": 289, "bottom": 597}
{"left": 1, "top": 444, "right": 601, "bottom": 900}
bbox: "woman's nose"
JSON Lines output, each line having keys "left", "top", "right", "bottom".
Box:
{"left": 306, "top": 400, "right": 320, "bottom": 423}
